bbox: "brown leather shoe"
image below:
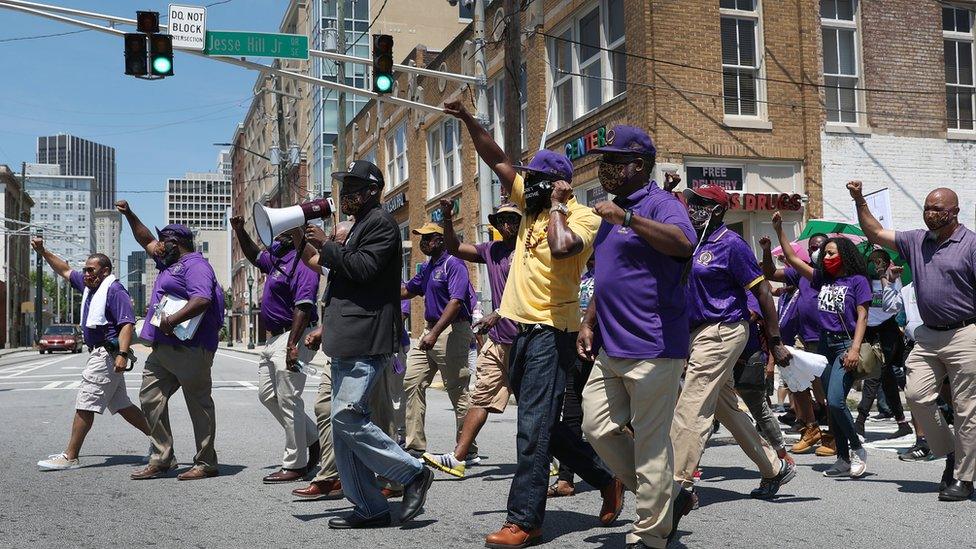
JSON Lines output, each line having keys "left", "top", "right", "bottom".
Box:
{"left": 598, "top": 478, "right": 625, "bottom": 526}
{"left": 263, "top": 468, "right": 304, "bottom": 484}
{"left": 177, "top": 466, "right": 219, "bottom": 481}
{"left": 381, "top": 487, "right": 403, "bottom": 499}
{"left": 485, "top": 523, "right": 542, "bottom": 549}
{"left": 130, "top": 463, "right": 175, "bottom": 480}
{"left": 292, "top": 479, "right": 343, "bottom": 500}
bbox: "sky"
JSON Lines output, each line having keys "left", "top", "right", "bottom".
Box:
{"left": 0, "top": 0, "right": 285, "bottom": 274}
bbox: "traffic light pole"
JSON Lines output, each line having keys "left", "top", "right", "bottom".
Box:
{"left": 34, "top": 225, "right": 42, "bottom": 344}
{"left": 335, "top": 0, "right": 347, "bottom": 175}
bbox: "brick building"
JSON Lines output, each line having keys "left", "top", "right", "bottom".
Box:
{"left": 344, "top": 0, "right": 824, "bottom": 334}
{"left": 820, "top": 0, "right": 976, "bottom": 228}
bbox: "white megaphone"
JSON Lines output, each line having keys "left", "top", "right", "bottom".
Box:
{"left": 252, "top": 198, "right": 334, "bottom": 247}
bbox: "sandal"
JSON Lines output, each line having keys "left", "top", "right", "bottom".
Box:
{"left": 547, "top": 480, "right": 575, "bottom": 498}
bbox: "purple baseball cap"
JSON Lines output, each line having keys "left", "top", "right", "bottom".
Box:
{"left": 513, "top": 149, "right": 574, "bottom": 182}
{"left": 155, "top": 224, "right": 193, "bottom": 242}
{"left": 588, "top": 125, "right": 657, "bottom": 158}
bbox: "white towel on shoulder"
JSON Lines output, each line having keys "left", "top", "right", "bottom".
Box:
{"left": 82, "top": 274, "right": 117, "bottom": 328}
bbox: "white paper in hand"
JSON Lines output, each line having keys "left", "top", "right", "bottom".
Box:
{"left": 150, "top": 294, "right": 203, "bottom": 341}
{"left": 777, "top": 346, "right": 828, "bottom": 392}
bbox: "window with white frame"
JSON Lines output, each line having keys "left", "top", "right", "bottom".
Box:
{"left": 944, "top": 5, "right": 975, "bottom": 131}
{"left": 720, "top": 0, "right": 763, "bottom": 117}
{"left": 821, "top": 0, "right": 861, "bottom": 124}
{"left": 427, "top": 118, "right": 462, "bottom": 198}
{"left": 548, "top": 0, "right": 626, "bottom": 131}
{"left": 385, "top": 123, "right": 408, "bottom": 190}
{"left": 487, "top": 67, "right": 529, "bottom": 151}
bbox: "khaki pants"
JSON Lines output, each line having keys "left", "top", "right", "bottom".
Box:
{"left": 671, "top": 322, "right": 779, "bottom": 488}
{"left": 906, "top": 324, "right": 976, "bottom": 482}
{"left": 582, "top": 352, "right": 684, "bottom": 549}
{"left": 469, "top": 339, "right": 513, "bottom": 413}
{"left": 312, "top": 355, "right": 401, "bottom": 482}
{"left": 403, "top": 321, "right": 474, "bottom": 453}
{"left": 140, "top": 343, "right": 217, "bottom": 471}
{"left": 258, "top": 329, "right": 318, "bottom": 470}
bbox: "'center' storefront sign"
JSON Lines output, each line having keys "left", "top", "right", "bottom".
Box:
{"left": 565, "top": 126, "right": 607, "bottom": 160}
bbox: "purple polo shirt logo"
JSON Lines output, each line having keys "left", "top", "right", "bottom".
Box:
{"left": 433, "top": 268, "right": 447, "bottom": 282}
{"left": 817, "top": 285, "right": 848, "bottom": 314}
{"left": 171, "top": 263, "right": 184, "bottom": 274}
{"left": 697, "top": 251, "right": 714, "bottom": 266}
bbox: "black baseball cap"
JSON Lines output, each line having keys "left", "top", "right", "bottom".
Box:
{"left": 331, "top": 160, "right": 385, "bottom": 192}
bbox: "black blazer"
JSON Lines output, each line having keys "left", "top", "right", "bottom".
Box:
{"left": 319, "top": 204, "right": 403, "bottom": 358}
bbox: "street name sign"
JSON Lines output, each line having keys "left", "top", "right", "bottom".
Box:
{"left": 204, "top": 30, "right": 309, "bottom": 60}
{"left": 168, "top": 4, "right": 206, "bottom": 51}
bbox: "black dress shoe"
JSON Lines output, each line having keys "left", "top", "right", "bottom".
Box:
{"left": 328, "top": 512, "right": 392, "bottom": 529}
{"left": 939, "top": 480, "right": 974, "bottom": 502}
{"left": 940, "top": 453, "right": 956, "bottom": 492}
{"left": 306, "top": 441, "right": 321, "bottom": 474}
{"left": 667, "top": 487, "right": 695, "bottom": 545}
{"left": 399, "top": 467, "right": 433, "bottom": 523}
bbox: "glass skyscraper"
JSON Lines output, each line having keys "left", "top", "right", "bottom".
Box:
{"left": 310, "top": 0, "right": 372, "bottom": 196}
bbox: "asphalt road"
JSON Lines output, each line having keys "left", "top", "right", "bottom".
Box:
{"left": 0, "top": 347, "right": 973, "bottom": 548}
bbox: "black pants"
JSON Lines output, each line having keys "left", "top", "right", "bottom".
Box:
{"left": 557, "top": 356, "right": 608, "bottom": 484}
{"left": 506, "top": 324, "right": 614, "bottom": 529}
{"left": 857, "top": 317, "right": 906, "bottom": 422}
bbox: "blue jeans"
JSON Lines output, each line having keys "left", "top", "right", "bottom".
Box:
{"left": 331, "top": 355, "right": 423, "bottom": 519}
{"left": 819, "top": 333, "right": 863, "bottom": 461}
{"left": 506, "top": 324, "right": 614, "bottom": 529}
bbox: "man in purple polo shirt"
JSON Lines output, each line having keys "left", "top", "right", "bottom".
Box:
{"left": 573, "top": 126, "right": 696, "bottom": 548}
{"left": 759, "top": 233, "right": 833, "bottom": 455}
{"left": 671, "top": 184, "right": 794, "bottom": 504}
{"left": 117, "top": 201, "right": 225, "bottom": 481}
{"left": 401, "top": 222, "right": 476, "bottom": 459}
{"left": 424, "top": 200, "right": 522, "bottom": 478}
{"left": 850, "top": 180, "right": 976, "bottom": 502}
{"left": 231, "top": 217, "right": 321, "bottom": 484}
{"left": 33, "top": 238, "right": 151, "bottom": 471}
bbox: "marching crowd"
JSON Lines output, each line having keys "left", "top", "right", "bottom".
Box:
{"left": 30, "top": 98, "right": 975, "bottom": 549}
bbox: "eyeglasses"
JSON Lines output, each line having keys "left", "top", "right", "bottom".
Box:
{"left": 82, "top": 267, "right": 98, "bottom": 274}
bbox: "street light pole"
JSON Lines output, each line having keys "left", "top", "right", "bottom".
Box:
{"left": 246, "top": 271, "right": 255, "bottom": 350}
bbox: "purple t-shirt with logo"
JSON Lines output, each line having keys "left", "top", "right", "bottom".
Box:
{"left": 142, "top": 252, "right": 226, "bottom": 352}
{"left": 405, "top": 253, "right": 472, "bottom": 323}
{"left": 593, "top": 182, "right": 697, "bottom": 359}
{"left": 687, "top": 224, "right": 764, "bottom": 330}
{"left": 255, "top": 250, "right": 321, "bottom": 333}
{"left": 474, "top": 241, "right": 517, "bottom": 345}
{"left": 69, "top": 271, "right": 136, "bottom": 347}
{"left": 782, "top": 267, "right": 821, "bottom": 344}
{"left": 811, "top": 271, "right": 872, "bottom": 335}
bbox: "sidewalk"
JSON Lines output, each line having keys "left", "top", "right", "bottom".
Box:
{"left": 0, "top": 347, "right": 35, "bottom": 358}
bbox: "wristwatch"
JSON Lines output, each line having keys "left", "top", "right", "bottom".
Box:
{"left": 550, "top": 203, "right": 569, "bottom": 216}
{"left": 623, "top": 209, "right": 635, "bottom": 227}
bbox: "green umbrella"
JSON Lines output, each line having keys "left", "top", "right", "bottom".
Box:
{"left": 798, "top": 219, "right": 911, "bottom": 284}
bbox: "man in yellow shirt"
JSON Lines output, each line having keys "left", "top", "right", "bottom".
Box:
{"left": 445, "top": 101, "right": 623, "bottom": 549}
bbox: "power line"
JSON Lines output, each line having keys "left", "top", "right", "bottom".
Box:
{"left": 1, "top": 94, "right": 258, "bottom": 116}
{"left": 0, "top": 29, "right": 88, "bottom": 43}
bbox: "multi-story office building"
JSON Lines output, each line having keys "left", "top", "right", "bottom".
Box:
{"left": 127, "top": 250, "right": 147, "bottom": 316}
{"left": 0, "top": 165, "right": 35, "bottom": 348}
{"left": 36, "top": 134, "right": 120, "bottom": 273}
{"left": 36, "top": 134, "right": 116, "bottom": 210}
{"left": 165, "top": 172, "right": 232, "bottom": 229}
{"left": 22, "top": 172, "right": 96, "bottom": 263}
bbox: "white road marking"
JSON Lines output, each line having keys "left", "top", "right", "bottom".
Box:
{"left": 216, "top": 352, "right": 260, "bottom": 364}
{"left": 40, "top": 381, "right": 64, "bottom": 390}
{"left": 61, "top": 366, "right": 84, "bottom": 370}
{"left": 2, "top": 355, "right": 77, "bottom": 378}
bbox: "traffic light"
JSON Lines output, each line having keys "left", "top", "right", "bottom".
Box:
{"left": 372, "top": 34, "right": 394, "bottom": 94}
{"left": 124, "top": 33, "right": 148, "bottom": 76}
{"left": 136, "top": 11, "right": 160, "bottom": 34}
{"left": 149, "top": 34, "right": 174, "bottom": 76}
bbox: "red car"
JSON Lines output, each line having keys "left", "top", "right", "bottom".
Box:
{"left": 38, "top": 325, "right": 83, "bottom": 354}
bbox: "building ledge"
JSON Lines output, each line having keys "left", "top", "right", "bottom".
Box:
{"left": 824, "top": 123, "right": 873, "bottom": 136}
{"left": 722, "top": 116, "right": 772, "bottom": 131}
{"left": 947, "top": 130, "right": 976, "bottom": 142}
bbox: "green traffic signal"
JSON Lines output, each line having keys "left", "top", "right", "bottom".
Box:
{"left": 375, "top": 74, "right": 393, "bottom": 93}
{"left": 152, "top": 56, "right": 172, "bottom": 75}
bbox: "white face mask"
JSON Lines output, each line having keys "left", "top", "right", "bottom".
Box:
{"left": 810, "top": 250, "right": 821, "bottom": 264}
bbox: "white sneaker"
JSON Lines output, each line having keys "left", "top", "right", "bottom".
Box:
{"left": 823, "top": 458, "right": 851, "bottom": 477}
{"left": 38, "top": 453, "right": 80, "bottom": 471}
{"left": 850, "top": 448, "right": 868, "bottom": 478}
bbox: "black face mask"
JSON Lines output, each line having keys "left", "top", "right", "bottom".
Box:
{"left": 524, "top": 175, "right": 554, "bottom": 215}
{"left": 161, "top": 242, "right": 180, "bottom": 267}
